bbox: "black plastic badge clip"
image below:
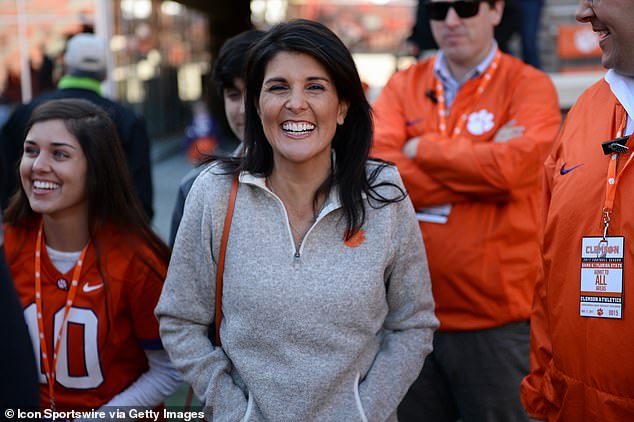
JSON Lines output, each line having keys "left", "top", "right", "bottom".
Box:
{"left": 602, "top": 135, "right": 629, "bottom": 155}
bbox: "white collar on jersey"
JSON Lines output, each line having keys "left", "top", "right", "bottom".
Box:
{"left": 605, "top": 69, "right": 634, "bottom": 136}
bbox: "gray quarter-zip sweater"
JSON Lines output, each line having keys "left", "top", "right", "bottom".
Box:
{"left": 155, "top": 161, "right": 438, "bottom": 422}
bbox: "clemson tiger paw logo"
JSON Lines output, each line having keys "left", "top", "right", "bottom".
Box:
{"left": 467, "top": 109, "right": 495, "bottom": 135}
{"left": 344, "top": 229, "right": 366, "bottom": 248}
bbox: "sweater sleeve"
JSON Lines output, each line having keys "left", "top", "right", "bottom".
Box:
{"left": 155, "top": 172, "right": 248, "bottom": 422}
{"left": 414, "top": 70, "right": 561, "bottom": 199}
{"left": 358, "top": 170, "right": 439, "bottom": 421}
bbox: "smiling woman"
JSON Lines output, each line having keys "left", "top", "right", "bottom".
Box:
{"left": 258, "top": 51, "right": 348, "bottom": 185}
{"left": 19, "top": 119, "right": 89, "bottom": 248}
{"left": 257, "top": 50, "right": 350, "bottom": 243}
{"left": 2, "top": 98, "right": 182, "bottom": 413}
{"left": 156, "top": 19, "right": 439, "bottom": 422}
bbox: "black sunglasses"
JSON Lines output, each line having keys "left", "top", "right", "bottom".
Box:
{"left": 426, "top": 0, "right": 484, "bottom": 21}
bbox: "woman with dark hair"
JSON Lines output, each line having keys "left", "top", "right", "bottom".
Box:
{"left": 156, "top": 19, "right": 437, "bottom": 421}
{"left": 3, "top": 98, "right": 181, "bottom": 412}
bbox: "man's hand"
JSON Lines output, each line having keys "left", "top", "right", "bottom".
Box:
{"left": 494, "top": 119, "right": 525, "bottom": 142}
{"left": 403, "top": 137, "right": 421, "bottom": 159}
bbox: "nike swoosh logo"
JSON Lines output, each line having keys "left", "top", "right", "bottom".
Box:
{"left": 560, "top": 163, "right": 584, "bottom": 175}
{"left": 82, "top": 282, "right": 104, "bottom": 293}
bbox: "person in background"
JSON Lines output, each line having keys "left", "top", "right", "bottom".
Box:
{"left": 372, "top": 0, "right": 561, "bottom": 420}
{"left": 0, "top": 33, "right": 154, "bottom": 220}
{"left": 3, "top": 99, "right": 181, "bottom": 413}
{"left": 521, "top": 0, "right": 634, "bottom": 420}
{"left": 518, "top": 0, "right": 543, "bottom": 68}
{"left": 169, "top": 29, "right": 265, "bottom": 247}
{"left": 405, "top": 0, "right": 522, "bottom": 59}
{"left": 156, "top": 19, "right": 438, "bottom": 421}
{"left": 182, "top": 100, "right": 218, "bottom": 165}
{"left": 404, "top": 1, "right": 438, "bottom": 58}
{"left": 494, "top": 0, "right": 522, "bottom": 55}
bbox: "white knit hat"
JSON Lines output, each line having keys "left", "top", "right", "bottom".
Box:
{"left": 64, "top": 33, "right": 107, "bottom": 73}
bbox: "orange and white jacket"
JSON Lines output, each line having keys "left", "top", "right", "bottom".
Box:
{"left": 372, "top": 52, "right": 561, "bottom": 331}
{"left": 520, "top": 79, "right": 634, "bottom": 420}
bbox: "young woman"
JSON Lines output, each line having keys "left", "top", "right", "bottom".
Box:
{"left": 3, "top": 99, "right": 181, "bottom": 412}
{"left": 157, "top": 20, "right": 438, "bottom": 421}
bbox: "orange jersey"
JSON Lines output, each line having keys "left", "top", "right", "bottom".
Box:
{"left": 3, "top": 221, "right": 167, "bottom": 411}
{"left": 372, "top": 52, "right": 561, "bottom": 331}
{"left": 521, "top": 79, "right": 634, "bottom": 420}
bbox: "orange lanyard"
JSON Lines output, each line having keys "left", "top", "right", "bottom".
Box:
{"left": 34, "top": 222, "right": 89, "bottom": 410}
{"left": 602, "top": 118, "right": 633, "bottom": 238}
{"left": 434, "top": 49, "right": 502, "bottom": 139}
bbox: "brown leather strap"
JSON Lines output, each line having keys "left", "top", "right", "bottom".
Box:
{"left": 215, "top": 174, "right": 239, "bottom": 346}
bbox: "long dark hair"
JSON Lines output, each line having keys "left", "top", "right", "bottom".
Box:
{"left": 209, "top": 29, "right": 265, "bottom": 147}
{"left": 224, "top": 19, "right": 406, "bottom": 238}
{"left": 212, "top": 29, "right": 266, "bottom": 94}
{"left": 5, "top": 98, "right": 169, "bottom": 265}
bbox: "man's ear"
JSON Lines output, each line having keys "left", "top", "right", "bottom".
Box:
{"left": 491, "top": 0, "right": 504, "bottom": 27}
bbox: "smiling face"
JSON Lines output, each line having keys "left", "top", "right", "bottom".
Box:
{"left": 576, "top": 0, "right": 634, "bottom": 76}
{"left": 257, "top": 51, "right": 349, "bottom": 170}
{"left": 430, "top": 0, "right": 502, "bottom": 78}
{"left": 20, "top": 119, "right": 88, "bottom": 222}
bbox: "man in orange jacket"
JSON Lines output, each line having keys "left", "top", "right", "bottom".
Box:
{"left": 372, "top": 0, "right": 561, "bottom": 420}
{"left": 520, "top": 0, "right": 634, "bottom": 420}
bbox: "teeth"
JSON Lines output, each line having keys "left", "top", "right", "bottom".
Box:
{"left": 282, "top": 122, "right": 315, "bottom": 133}
{"left": 33, "top": 180, "right": 60, "bottom": 190}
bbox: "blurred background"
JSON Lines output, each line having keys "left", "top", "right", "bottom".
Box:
{"left": 1, "top": 0, "right": 605, "bottom": 244}
{"left": 1, "top": 0, "right": 604, "bottom": 138}
{"left": 0, "top": 1, "right": 607, "bottom": 410}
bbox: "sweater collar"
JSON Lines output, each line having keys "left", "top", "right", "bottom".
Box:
{"left": 57, "top": 75, "right": 102, "bottom": 95}
{"left": 239, "top": 150, "right": 343, "bottom": 216}
{"left": 239, "top": 171, "right": 342, "bottom": 217}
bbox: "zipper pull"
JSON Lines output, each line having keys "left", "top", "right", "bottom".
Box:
{"left": 294, "top": 239, "right": 302, "bottom": 259}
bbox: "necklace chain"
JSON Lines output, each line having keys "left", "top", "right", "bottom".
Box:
{"left": 287, "top": 219, "right": 305, "bottom": 240}
{"left": 266, "top": 176, "right": 317, "bottom": 244}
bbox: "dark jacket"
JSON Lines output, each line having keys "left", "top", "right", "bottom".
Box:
{"left": 0, "top": 216, "right": 39, "bottom": 415}
{"left": 0, "top": 77, "right": 154, "bottom": 219}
